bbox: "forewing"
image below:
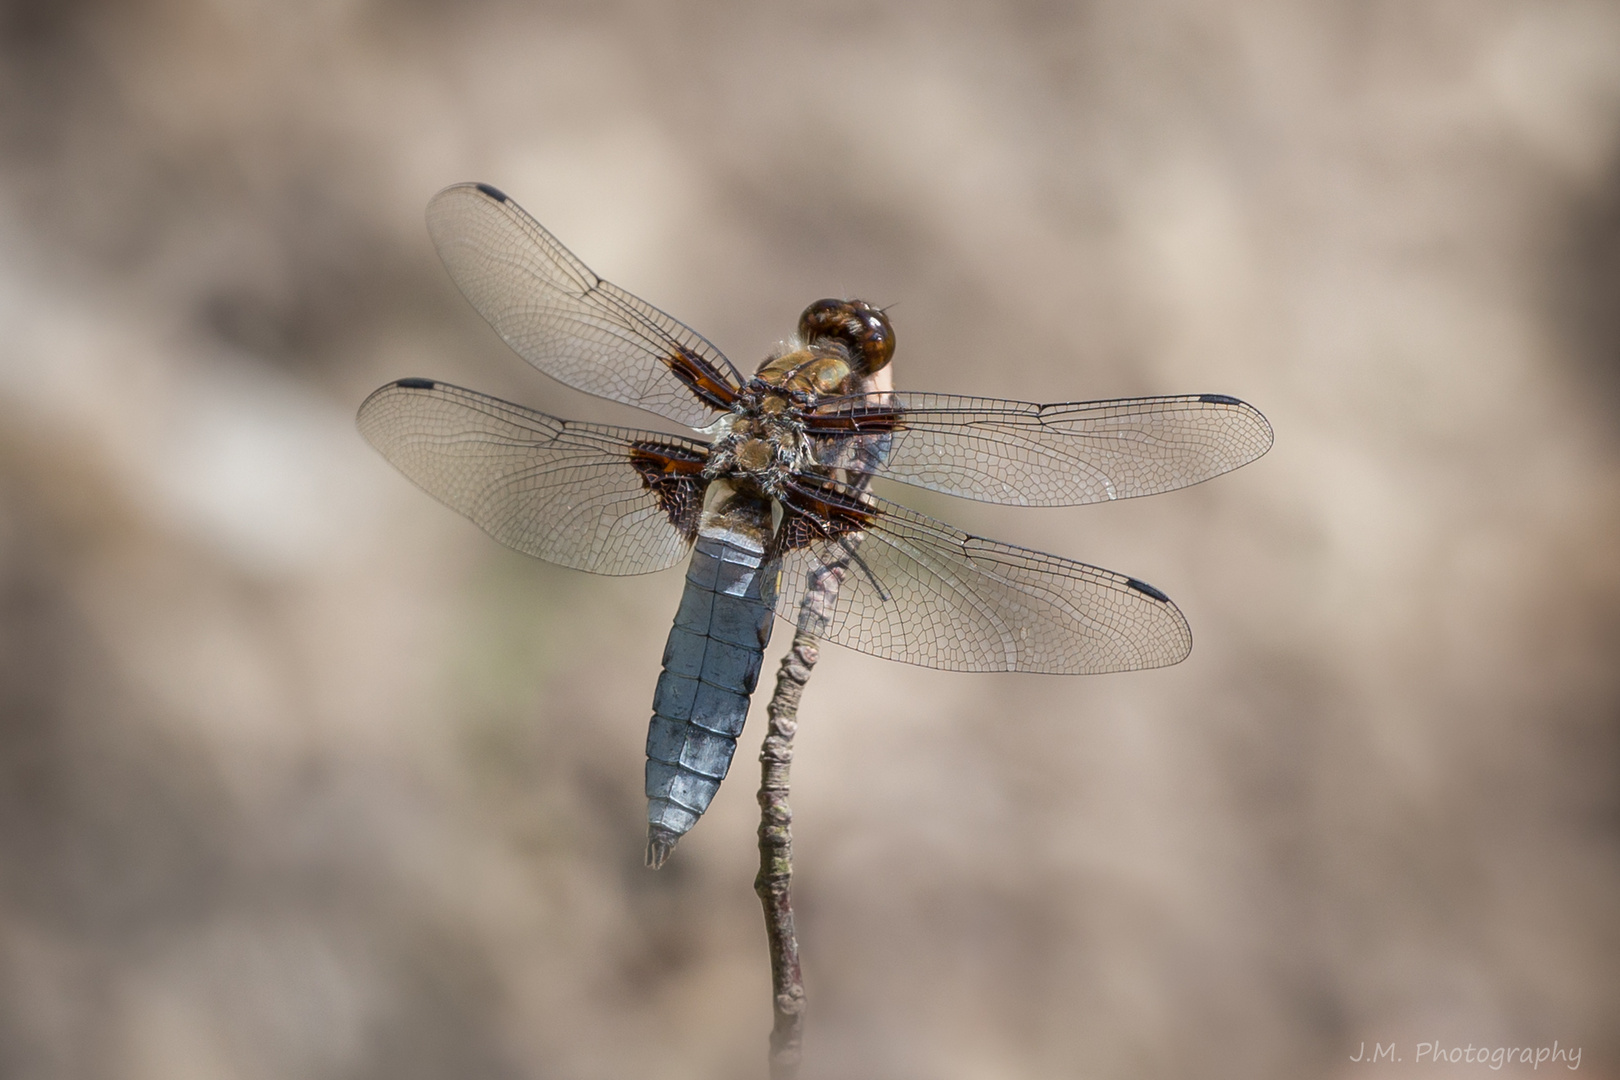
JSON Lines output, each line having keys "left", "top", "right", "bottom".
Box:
{"left": 773, "top": 479, "right": 1192, "bottom": 674}
{"left": 805, "top": 392, "right": 1273, "bottom": 506}
{"left": 426, "top": 183, "right": 744, "bottom": 428}
{"left": 358, "top": 379, "right": 708, "bottom": 575}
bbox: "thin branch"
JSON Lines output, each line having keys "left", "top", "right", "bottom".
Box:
{"left": 755, "top": 365, "right": 893, "bottom": 1079}
{"left": 755, "top": 557, "right": 862, "bottom": 1077}
{"left": 755, "top": 626, "right": 818, "bottom": 1079}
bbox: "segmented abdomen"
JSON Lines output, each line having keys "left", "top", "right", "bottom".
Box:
{"left": 645, "top": 527, "right": 777, "bottom": 866}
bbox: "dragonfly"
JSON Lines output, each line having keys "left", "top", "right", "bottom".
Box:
{"left": 359, "top": 183, "right": 1272, "bottom": 867}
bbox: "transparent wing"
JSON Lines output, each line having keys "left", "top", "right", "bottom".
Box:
{"left": 426, "top": 183, "right": 745, "bottom": 428}
{"left": 805, "top": 392, "right": 1273, "bottom": 506}
{"left": 774, "top": 480, "right": 1192, "bottom": 674}
{"left": 358, "top": 379, "right": 708, "bottom": 575}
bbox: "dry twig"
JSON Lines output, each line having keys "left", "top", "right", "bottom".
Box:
{"left": 755, "top": 626, "right": 818, "bottom": 1078}
{"left": 754, "top": 366, "right": 891, "bottom": 1078}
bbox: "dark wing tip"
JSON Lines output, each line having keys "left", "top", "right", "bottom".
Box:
{"left": 473, "top": 182, "right": 510, "bottom": 203}
{"left": 1199, "top": 393, "right": 1275, "bottom": 457}
{"left": 1126, "top": 577, "right": 1172, "bottom": 603}
{"left": 393, "top": 377, "right": 437, "bottom": 390}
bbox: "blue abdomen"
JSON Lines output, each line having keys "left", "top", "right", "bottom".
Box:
{"left": 645, "top": 527, "right": 777, "bottom": 865}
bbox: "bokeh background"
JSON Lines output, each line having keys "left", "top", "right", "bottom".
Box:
{"left": 1, "top": 1, "right": 1617, "bottom": 1078}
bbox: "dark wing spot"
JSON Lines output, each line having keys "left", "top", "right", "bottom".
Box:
{"left": 772, "top": 477, "right": 877, "bottom": 555}
{"left": 473, "top": 183, "right": 510, "bottom": 203}
{"left": 662, "top": 346, "right": 740, "bottom": 412}
{"left": 394, "top": 377, "right": 436, "bottom": 390}
{"left": 1126, "top": 578, "right": 1171, "bottom": 603}
{"left": 630, "top": 442, "right": 710, "bottom": 541}
{"left": 1199, "top": 393, "right": 1242, "bottom": 406}
{"left": 802, "top": 403, "right": 907, "bottom": 435}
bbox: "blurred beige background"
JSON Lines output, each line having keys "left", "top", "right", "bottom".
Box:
{"left": 1, "top": 1, "right": 1617, "bottom": 1078}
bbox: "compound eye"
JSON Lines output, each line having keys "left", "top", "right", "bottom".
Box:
{"left": 850, "top": 305, "right": 894, "bottom": 374}
{"left": 797, "top": 299, "right": 895, "bottom": 376}
{"left": 797, "top": 299, "right": 848, "bottom": 344}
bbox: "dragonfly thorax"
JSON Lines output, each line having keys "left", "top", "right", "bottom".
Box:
{"left": 755, "top": 348, "right": 854, "bottom": 396}
{"left": 703, "top": 391, "right": 812, "bottom": 498}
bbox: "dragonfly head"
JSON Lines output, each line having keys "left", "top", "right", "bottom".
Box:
{"left": 798, "top": 299, "right": 895, "bottom": 377}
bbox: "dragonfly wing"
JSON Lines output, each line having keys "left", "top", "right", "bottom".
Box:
{"left": 358, "top": 379, "right": 708, "bottom": 575}
{"left": 772, "top": 479, "right": 1192, "bottom": 674}
{"left": 426, "top": 183, "right": 745, "bottom": 429}
{"left": 805, "top": 392, "right": 1272, "bottom": 506}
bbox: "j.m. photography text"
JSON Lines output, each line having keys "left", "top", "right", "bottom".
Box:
{"left": 1349, "top": 1042, "right": 1581, "bottom": 1070}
